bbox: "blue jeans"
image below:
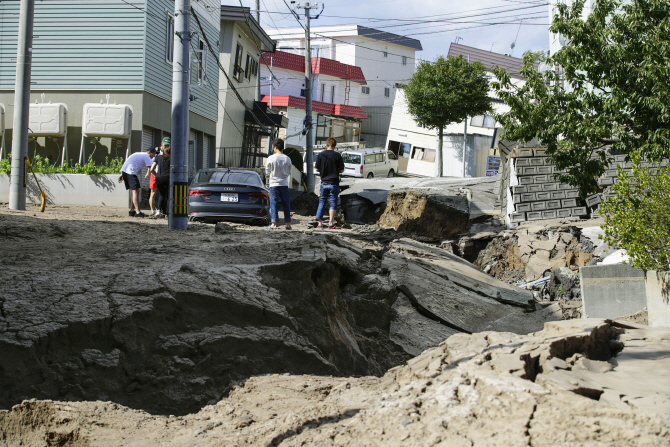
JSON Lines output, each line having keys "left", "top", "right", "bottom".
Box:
{"left": 269, "top": 186, "right": 291, "bottom": 223}
{"left": 316, "top": 183, "right": 340, "bottom": 221}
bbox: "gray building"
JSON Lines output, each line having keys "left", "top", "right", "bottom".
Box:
{"left": 0, "top": 0, "right": 220, "bottom": 176}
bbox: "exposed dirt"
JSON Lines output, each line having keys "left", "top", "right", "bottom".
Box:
{"left": 377, "top": 191, "right": 470, "bottom": 240}
{"left": 1, "top": 319, "right": 669, "bottom": 446}
{"left": 0, "top": 204, "right": 553, "bottom": 419}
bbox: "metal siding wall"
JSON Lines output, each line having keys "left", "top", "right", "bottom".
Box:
{"left": 0, "top": 1, "right": 146, "bottom": 90}
{"left": 145, "top": 0, "right": 219, "bottom": 122}
{"left": 189, "top": 128, "right": 196, "bottom": 178}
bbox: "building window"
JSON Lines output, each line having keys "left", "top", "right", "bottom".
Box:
{"left": 191, "top": 39, "right": 206, "bottom": 85}
{"left": 331, "top": 85, "right": 335, "bottom": 104}
{"left": 412, "top": 147, "right": 435, "bottom": 163}
{"left": 361, "top": 86, "right": 370, "bottom": 94}
{"left": 315, "top": 115, "right": 361, "bottom": 144}
{"left": 166, "top": 14, "right": 174, "bottom": 63}
{"left": 383, "top": 51, "right": 388, "bottom": 58}
{"left": 321, "top": 83, "right": 326, "bottom": 101}
{"left": 384, "top": 87, "right": 390, "bottom": 97}
{"left": 470, "top": 115, "right": 496, "bottom": 128}
{"left": 402, "top": 56, "right": 407, "bottom": 65}
{"left": 233, "top": 44, "right": 244, "bottom": 81}
{"left": 244, "top": 56, "right": 258, "bottom": 80}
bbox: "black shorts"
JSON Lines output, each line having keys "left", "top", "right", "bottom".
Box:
{"left": 122, "top": 172, "right": 141, "bottom": 190}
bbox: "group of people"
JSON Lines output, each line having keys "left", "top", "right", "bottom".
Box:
{"left": 118, "top": 137, "right": 171, "bottom": 218}
{"left": 265, "top": 137, "right": 345, "bottom": 230}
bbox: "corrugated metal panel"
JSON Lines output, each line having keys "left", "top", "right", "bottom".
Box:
{"left": 360, "top": 106, "right": 392, "bottom": 135}
{"left": 142, "top": 126, "right": 156, "bottom": 151}
{"left": 145, "top": 0, "right": 219, "bottom": 122}
{"left": 203, "top": 133, "right": 210, "bottom": 169}
{"left": 0, "top": 1, "right": 146, "bottom": 90}
{"left": 188, "top": 128, "right": 196, "bottom": 178}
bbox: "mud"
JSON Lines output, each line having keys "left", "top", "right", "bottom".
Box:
{"left": 0, "top": 205, "right": 554, "bottom": 418}
{"left": 377, "top": 191, "right": 470, "bottom": 239}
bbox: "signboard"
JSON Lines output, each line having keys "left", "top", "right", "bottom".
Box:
{"left": 485, "top": 155, "right": 501, "bottom": 177}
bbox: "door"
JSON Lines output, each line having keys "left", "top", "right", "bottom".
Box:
{"left": 363, "top": 153, "right": 376, "bottom": 177}
{"left": 374, "top": 152, "right": 386, "bottom": 176}
{"left": 203, "top": 134, "right": 210, "bottom": 169}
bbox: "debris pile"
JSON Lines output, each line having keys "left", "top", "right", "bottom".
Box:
{"left": 2, "top": 319, "right": 668, "bottom": 446}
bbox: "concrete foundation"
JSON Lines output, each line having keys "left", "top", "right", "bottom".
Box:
{"left": 646, "top": 270, "right": 670, "bottom": 327}
{"left": 580, "top": 264, "right": 647, "bottom": 319}
{"left": 0, "top": 174, "right": 128, "bottom": 208}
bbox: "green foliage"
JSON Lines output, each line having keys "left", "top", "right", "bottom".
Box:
{"left": 600, "top": 155, "right": 670, "bottom": 271}
{"left": 492, "top": 0, "right": 670, "bottom": 195}
{"left": 0, "top": 154, "right": 124, "bottom": 176}
{"left": 404, "top": 55, "right": 491, "bottom": 131}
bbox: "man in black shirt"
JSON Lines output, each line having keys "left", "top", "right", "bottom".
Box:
{"left": 315, "top": 137, "right": 345, "bottom": 229}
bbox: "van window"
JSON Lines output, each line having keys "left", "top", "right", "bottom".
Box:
{"left": 343, "top": 153, "right": 361, "bottom": 164}
{"left": 364, "top": 154, "right": 376, "bottom": 164}
{"left": 375, "top": 153, "right": 385, "bottom": 163}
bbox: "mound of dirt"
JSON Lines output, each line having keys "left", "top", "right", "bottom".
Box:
{"left": 2, "top": 319, "right": 668, "bottom": 446}
{"left": 377, "top": 191, "right": 470, "bottom": 239}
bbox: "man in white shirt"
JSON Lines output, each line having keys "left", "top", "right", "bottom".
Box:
{"left": 264, "top": 139, "right": 293, "bottom": 230}
{"left": 118, "top": 147, "right": 158, "bottom": 218}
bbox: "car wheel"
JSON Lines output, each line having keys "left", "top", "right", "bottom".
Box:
{"left": 367, "top": 172, "right": 374, "bottom": 178}
{"left": 387, "top": 169, "right": 395, "bottom": 177}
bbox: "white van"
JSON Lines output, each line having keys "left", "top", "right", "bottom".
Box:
{"left": 341, "top": 148, "right": 399, "bottom": 178}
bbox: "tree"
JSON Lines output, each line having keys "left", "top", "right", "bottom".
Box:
{"left": 403, "top": 55, "right": 491, "bottom": 177}
{"left": 600, "top": 154, "right": 670, "bottom": 271}
{"left": 491, "top": 0, "right": 670, "bottom": 194}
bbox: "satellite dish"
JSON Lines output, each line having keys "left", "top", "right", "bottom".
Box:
{"left": 538, "top": 62, "right": 549, "bottom": 73}
{"left": 558, "top": 34, "right": 570, "bottom": 46}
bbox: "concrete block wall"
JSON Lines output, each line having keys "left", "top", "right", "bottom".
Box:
{"left": 503, "top": 148, "right": 668, "bottom": 227}
{"left": 504, "top": 148, "right": 587, "bottom": 227}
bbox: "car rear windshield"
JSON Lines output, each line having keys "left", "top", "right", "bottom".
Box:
{"left": 342, "top": 153, "right": 361, "bottom": 164}
{"left": 195, "top": 171, "right": 262, "bottom": 186}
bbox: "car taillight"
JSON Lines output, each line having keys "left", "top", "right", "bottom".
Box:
{"left": 360, "top": 166, "right": 363, "bottom": 174}
{"left": 189, "top": 190, "right": 213, "bottom": 196}
{"left": 247, "top": 192, "right": 269, "bottom": 199}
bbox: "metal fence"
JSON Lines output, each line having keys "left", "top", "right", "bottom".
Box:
{"left": 216, "top": 147, "right": 268, "bottom": 168}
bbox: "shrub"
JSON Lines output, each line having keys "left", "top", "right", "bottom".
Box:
{"left": 0, "top": 154, "right": 124, "bottom": 176}
{"left": 600, "top": 153, "right": 670, "bottom": 271}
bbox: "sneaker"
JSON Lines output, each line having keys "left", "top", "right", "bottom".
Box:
{"left": 128, "top": 210, "right": 136, "bottom": 217}
{"left": 135, "top": 212, "right": 147, "bottom": 218}
{"left": 316, "top": 222, "right": 323, "bottom": 230}
{"left": 265, "top": 225, "right": 278, "bottom": 230}
{"left": 328, "top": 225, "right": 341, "bottom": 230}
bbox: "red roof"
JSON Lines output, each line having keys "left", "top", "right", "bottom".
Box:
{"left": 261, "top": 51, "right": 367, "bottom": 85}
{"left": 261, "top": 95, "right": 368, "bottom": 119}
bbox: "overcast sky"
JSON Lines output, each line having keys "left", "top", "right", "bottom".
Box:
{"left": 226, "top": 0, "right": 551, "bottom": 61}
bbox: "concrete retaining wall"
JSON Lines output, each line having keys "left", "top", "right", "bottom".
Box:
{"left": 646, "top": 270, "right": 670, "bottom": 327}
{"left": 0, "top": 174, "right": 128, "bottom": 208}
{"left": 580, "top": 264, "right": 647, "bottom": 319}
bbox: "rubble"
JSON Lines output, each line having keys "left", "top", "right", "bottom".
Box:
{"left": 2, "top": 319, "right": 668, "bottom": 446}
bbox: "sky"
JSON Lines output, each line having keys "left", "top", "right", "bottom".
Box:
{"left": 225, "top": 0, "right": 552, "bottom": 62}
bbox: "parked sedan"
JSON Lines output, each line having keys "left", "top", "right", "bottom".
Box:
{"left": 188, "top": 169, "right": 269, "bottom": 225}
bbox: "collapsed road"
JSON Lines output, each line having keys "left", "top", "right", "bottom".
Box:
{"left": 0, "top": 205, "right": 557, "bottom": 417}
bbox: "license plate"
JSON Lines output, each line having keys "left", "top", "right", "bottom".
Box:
{"left": 220, "top": 193, "right": 238, "bottom": 202}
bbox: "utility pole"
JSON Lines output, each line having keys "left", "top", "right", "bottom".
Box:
{"left": 8, "top": 0, "right": 35, "bottom": 210}
{"left": 293, "top": 2, "right": 323, "bottom": 194}
{"left": 256, "top": 0, "right": 261, "bottom": 103}
{"left": 266, "top": 57, "right": 274, "bottom": 156}
{"left": 169, "top": 0, "right": 190, "bottom": 230}
{"left": 462, "top": 55, "right": 470, "bottom": 178}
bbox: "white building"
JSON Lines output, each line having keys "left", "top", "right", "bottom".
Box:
{"left": 386, "top": 43, "right": 530, "bottom": 178}
{"left": 266, "top": 25, "right": 422, "bottom": 146}
{"left": 260, "top": 51, "right": 368, "bottom": 150}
